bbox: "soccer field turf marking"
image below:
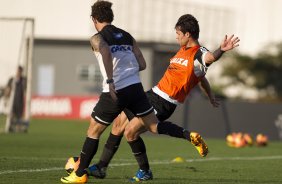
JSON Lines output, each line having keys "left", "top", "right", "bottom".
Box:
{"left": 0, "top": 156, "right": 67, "bottom": 161}
{"left": 1, "top": 155, "right": 282, "bottom": 175}
{"left": 185, "top": 155, "right": 282, "bottom": 162}
{"left": 0, "top": 156, "right": 139, "bottom": 161}
{"left": 0, "top": 167, "right": 62, "bottom": 175}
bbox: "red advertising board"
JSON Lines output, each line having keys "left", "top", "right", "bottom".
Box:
{"left": 31, "top": 96, "right": 99, "bottom": 119}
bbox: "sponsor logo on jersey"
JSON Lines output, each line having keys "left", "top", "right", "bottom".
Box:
{"left": 170, "top": 58, "right": 189, "bottom": 66}
{"left": 113, "top": 32, "right": 123, "bottom": 39}
{"left": 111, "top": 45, "right": 132, "bottom": 53}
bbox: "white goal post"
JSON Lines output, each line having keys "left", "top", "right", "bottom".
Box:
{"left": 0, "top": 17, "right": 34, "bottom": 133}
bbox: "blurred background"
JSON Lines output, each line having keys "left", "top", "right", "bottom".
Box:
{"left": 0, "top": 0, "right": 282, "bottom": 139}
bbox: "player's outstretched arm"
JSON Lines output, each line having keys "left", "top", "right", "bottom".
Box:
{"left": 220, "top": 34, "right": 240, "bottom": 52}
{"left": 199, "top": 77, "right": 220, "bottom": 108}
{"left": 204, "top": 34, "right": 240, "bottom": 65}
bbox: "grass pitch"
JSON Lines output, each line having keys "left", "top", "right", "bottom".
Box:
{"left": 0, "top": 118, "right": 282, "bottom": 184}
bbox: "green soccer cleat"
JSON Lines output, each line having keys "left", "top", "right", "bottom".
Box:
{"left": 61, "top": 171, "right": 88, "bottom": 183}
{"left": 190, "top": 132, "right": 209, "bottom": 157}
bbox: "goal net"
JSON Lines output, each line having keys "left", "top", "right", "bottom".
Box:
{"left": 0, "top": 17, "right": 34, "bottom": 133}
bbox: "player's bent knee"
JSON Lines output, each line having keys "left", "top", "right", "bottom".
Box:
{"left": 145, "top": 123, "right": 158, "bottom": 134}
{"left": 87, "top": 118, "right": 108, "bottom": 138}
{"left": 124, "top": 126, "right": 137, "bottom": 141}
{"left": 140, "top": 113, "right": 158, "bottom": 134}
{"left": 111, "top": 127, "right": 124, "bottom": 136}
{"left": 111, "top": 122, "right": 125, "bottom": 136}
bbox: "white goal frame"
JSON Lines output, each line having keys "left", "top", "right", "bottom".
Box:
{"left": 0, "top": 17, "right": 34, "bottom": 133}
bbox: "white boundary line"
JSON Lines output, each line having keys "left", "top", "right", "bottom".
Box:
{"left": 1, "top": 155, "right": 282, "bottom": 175}
{"left": 0, "top": 167, "right": 62, "bottom": 175}
{"left": 185, "top": 155, "right": 282, "bottom": 162}
{"left": 0, "top": 157, "right": 137, "bottom": 161}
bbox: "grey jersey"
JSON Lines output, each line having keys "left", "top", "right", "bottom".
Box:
{"left": 93, "top": 25, "right": 140, "bottom": 92}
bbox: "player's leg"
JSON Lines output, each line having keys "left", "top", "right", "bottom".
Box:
{"left": 142, "top": 90, "right": 208, "bottom": 157}
{"left": 89, "top": 89, "right": 166, "bottom": 180}
{"left": 139, "top": 90, "right": 189, "bottom": 139}
{"left": 61, "top": 118, "right": 107, "bottom": 183}
{"left": 123, "top": 112, "right": 197, "bottom": 181}
{"left": 124, "top": 117, "right": 152, "bottom": 182}
{"left": 116, "top": 83, "right": 154, "bottom": 181}
{"left": 157, "top": 121, "right": 190, "bottom": 139}
{"left": 138, "top": 113, "right": 208, "bottom": 157}
{"left": 61, "top": 93, "right": 121, "bottom": 183}
{"left": 118, "top": 84, "right": 193, "bottom": 180}
{"left": 87, "top": 112, "right": 128, "bottom": 178}
{"left": 157, "top": 121, "right": 209, "bottom": 157}
{"left": 145, "top": 90, "right": 191, "bottom": 140}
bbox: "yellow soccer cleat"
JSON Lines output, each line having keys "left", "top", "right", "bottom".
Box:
{"left": 61, "top": 171, "right": 88, "bottom": 183}
{"left": 190, "top": 132, "right": 209, "bottom": 157}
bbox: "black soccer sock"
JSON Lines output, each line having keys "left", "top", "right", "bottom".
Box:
{"left": 76, "top": 137, "right": 99, "bottom": 177}
{"left": 183, "top": 129, "right": 191, "bottom": 141}
{"left": 157, "top": 121, "right": 191, "bottom": 141}
{"left": 97, "top": 133, "right": 123, "bottom": 169}
{"left": 128, "top": 137, "right": 150, "bottom": 171}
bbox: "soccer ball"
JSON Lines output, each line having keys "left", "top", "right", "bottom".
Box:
{"left": 65, "top": 156, "right": 80, "bottom": 174}
{"left": 243, "top": 133, "right": 253, "bottom": 146}
{"left": 233, "top": 132, "right": 247, "bottom": 148}
{"left": 226, "top": 133, "right": 237, "bottom": 147}
{"left": 226, "top": 132, "right": 253, "bottom": 148}
{"left": 256, "top": 134, "right": 268, "bottom": 146}
{"left": 226, "top": 132, "right": 245, "bottom": 148}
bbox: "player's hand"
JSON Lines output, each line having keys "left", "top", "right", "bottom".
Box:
{"left": 220, "top": 34, "right": 240, "bottom": 52}
{"left": 109, "top": 83, "right": 118, "bottom": 101}
{"left": 209, "top": 96, "right": 220, "bottom": 108}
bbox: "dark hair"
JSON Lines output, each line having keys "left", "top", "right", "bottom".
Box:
{"left": 18, "top": 66, "right": 23, "bottom": 72}
{"left": 91, "top": 0, "right": 114, "bottom": 23}
{"left": 175, "top": 14, "right": 199, "bottom": 40}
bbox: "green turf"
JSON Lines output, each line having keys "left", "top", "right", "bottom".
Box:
{"left": 0, "top": 119, "right": 282, "bottom": 184}
{"left": 0, "top": 114, "right": 6, "bottom": 132}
